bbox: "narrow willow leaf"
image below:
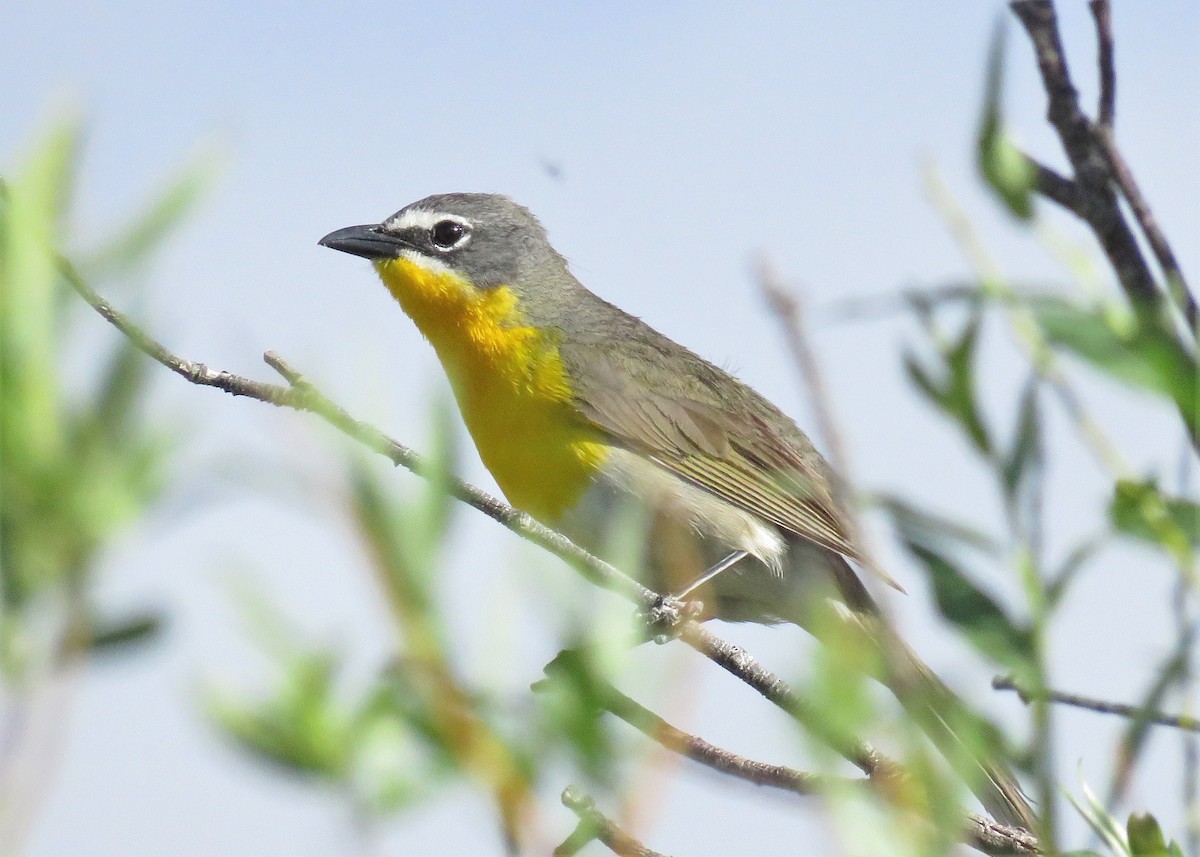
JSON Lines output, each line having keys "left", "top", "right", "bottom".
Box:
{"left": 873, "top": 493, "right": 1001, "bottom": 556}
{"left": 976, "top": 20, "right": 1035, "bottom": 220}
{"left": 1065, "top": 775, "right": 1130, "bottom": 856}
{"left": 901, "top": 539, "right": 1034, "bottom": 676}
{"left": 1002, "top": 375, "right": 1042, "bottom": 502}
{"left": 1109, "top": 636, "right": 1190, "bottom": 801}
{"left": 88, "top": 610, "right": 164, "bottom": 654}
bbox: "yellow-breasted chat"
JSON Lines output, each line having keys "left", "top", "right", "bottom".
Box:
{"left": 319, "top": 192, "right": 1035, "bottom": 831}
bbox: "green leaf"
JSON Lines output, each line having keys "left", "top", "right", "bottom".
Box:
{"left": 944, "top": 312, "right": 993, "bottom": 455}
{"left": 207, "top": 647, "right": 353, "bottom": 779}
{"left": 91, "top": 338, "right": 153, "bottom": 436}
{"left": 1066, "top": 776, "right": 1130, "bottom": 856}
{"left": 1031, "top": 297, "right": 1198, "bottom": 434}
{"left": 2, "top": 119, "right": 83, "bottom": 468}
{"left": 407, "top": 394, "right": 460, "bottom": 572}
{"left": 873, "top": 494, "right": 1000, "bottom": 556}
{"left": 1127, "top": 813, "right": 1170, "bottom": 857}
{"left": 1046, "top": 536, "right": 1105, "bottom": 610}
{"left": 1109, "top": 479, "right": 1200, "bottom": 547}
{"left": 1109, "top": 635, "right": 1190, "bottom": 802}
{"left": 535, "top": 647, "right": 619, "bottom": 785}
{"left": 348, "top": 681, "right": 448, "bottom": 813}
{"left": 88, "top": 610, "right": 164, "bottom": 654}
{"left": 900, "top": 539, "right": 1034, "bottom": 676}
{"left": 349, "top": 462, "right": 441, "bottom": 637}
{"left": 902, "top": 310, "right": 993, "bottom": 456}
{"left": 977, "top": 19, "right": 1035, "bottom": 220}
{"left": 903, "top": 349, "right": 943, "bottom": 406}
{"left": 1002, "top": 375, "right": 1042, "bottom": 503}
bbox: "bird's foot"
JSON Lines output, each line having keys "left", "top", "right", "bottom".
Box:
{"left": 638, "top": 594, "right": 705, "bottom": 644}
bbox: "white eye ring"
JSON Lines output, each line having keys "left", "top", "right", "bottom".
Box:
{"left": 430, "top": 218, "right": 471, "bottom": 251}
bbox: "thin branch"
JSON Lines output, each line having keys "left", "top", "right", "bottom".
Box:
{"left": 596, "top": 677, "right": 1041, "bottom": 855}
{"left": 1088, "top": 0, "right": 1115, "bottom": 128}
{"left": 556, "top": 787, "right": 669, "bottom": 857}
{"left": 675, "top": 622, "right": 897, "bottom": 781}
{"left": 993, "top": 676, "right": 1200, "bottom": 732}
{"left": 598, "top": 678, "right": 824, "bottom": 795}
{"left": 967, "top": 817, "right": 1043, "bottom": 856}
{"left": 1088, "top": 0, "right": 1195, "bottom": 328}
{"left": 1093, "top": 129, "right": 1198, "bottom": 332}
{"left": 757, "top": 263, "right": 898, "bottom": 593}
{"left": 1008, "top": 1, "right": 1102, "bottom": 184}
{"left": 59, "top": 258, "right": 294, "bottom": 406}
{"left": 1026, "top": 156, "right": 1085, "bottom": 216}
{"left": 757, "top": 262, "right": 851, "bottom": 488}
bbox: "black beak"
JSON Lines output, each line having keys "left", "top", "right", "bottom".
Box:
{"left": 318, "top": 224, "right": 408, "bottom": 260}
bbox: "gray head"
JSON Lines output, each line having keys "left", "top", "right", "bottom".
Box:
{"left": 319, "top": 193, "right": 568, "bottom": 289}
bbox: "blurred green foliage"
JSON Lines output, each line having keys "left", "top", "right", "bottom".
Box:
{"left": 0, "top": 120, "right": 211, "bottom": 679}
{"left": 977, "top": 20, "right": 1036, "bottom": 222}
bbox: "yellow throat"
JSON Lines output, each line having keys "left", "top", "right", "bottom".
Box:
{"left": 373, "top": 256, "right": 609, "bottom": 523}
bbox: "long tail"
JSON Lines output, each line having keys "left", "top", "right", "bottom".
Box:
{"left": 818, "top": 554, "right": 1037, "bottom": 832}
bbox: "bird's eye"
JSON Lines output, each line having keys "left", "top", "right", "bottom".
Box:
{"left": 430, "top": 220, "right": 468, "bottom": 250}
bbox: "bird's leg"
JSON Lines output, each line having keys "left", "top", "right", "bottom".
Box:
{"left": 638, "top": 551, "right": 748, "bottom": 643}
{"left": 673, "top": 550, "right": 748, "bottom": 599}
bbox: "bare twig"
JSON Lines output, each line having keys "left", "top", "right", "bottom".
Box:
{"left": 1087, "top": 0, "right": 1195, "bottom": 329}
{"left": 1093, "top": 129, "right": 1198, "bottom": 332}
{"left": 556, "top": 787, "right": 669, "bottom": 857}
{"left": 756, "top": 262, "right": 898, "bottom": 594}
{"left": 597, "top": 678, "right": 824, "bottom": 795}
{"left": 63, "top": 257, "right": 652, "bottom": 606}
{"left": 1088, "top": 0, "right": 1115, "bottom": 128}
{"left": 993, "top": 676, "right": 1200, "bottom": 732}
{"left": 596, "top": 677, "right": 1040, "bottom": 854}
{"left": 966, "top": 817, "right": 1043, "bottom": 856}
{"left": 675, "top": 622, "right": 898, "bottom": 781}
{"left": 1026, "top": 156, "right": 1086, "bottom": 216}
{"left": 757, "top": 261, "right": 850, "bottom": 486}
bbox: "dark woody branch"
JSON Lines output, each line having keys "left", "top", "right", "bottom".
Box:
{"left": 1009, "top": 0, "right": 1197, "bottom": 334}
{"left": 1087, "top": 0, "right": 1115, "bottom": 128}
{"left": 589, "top": 672, "right": 1041, "bottom": 854}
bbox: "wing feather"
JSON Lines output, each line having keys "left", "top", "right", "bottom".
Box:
{"left": 564, "top": 345, "right": 864, "bottom": 563}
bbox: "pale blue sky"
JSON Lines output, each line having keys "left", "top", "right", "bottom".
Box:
{"left": 4, "top": 2, "right": 1198, "bottom": 855}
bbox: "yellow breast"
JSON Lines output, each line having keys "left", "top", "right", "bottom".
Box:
{"left": 374, "top": 256, "right": 609, "bottom": 523}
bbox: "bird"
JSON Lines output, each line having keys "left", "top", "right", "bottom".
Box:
{"left": 319, "top": 192, "right": 1036, "bottom": 831}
